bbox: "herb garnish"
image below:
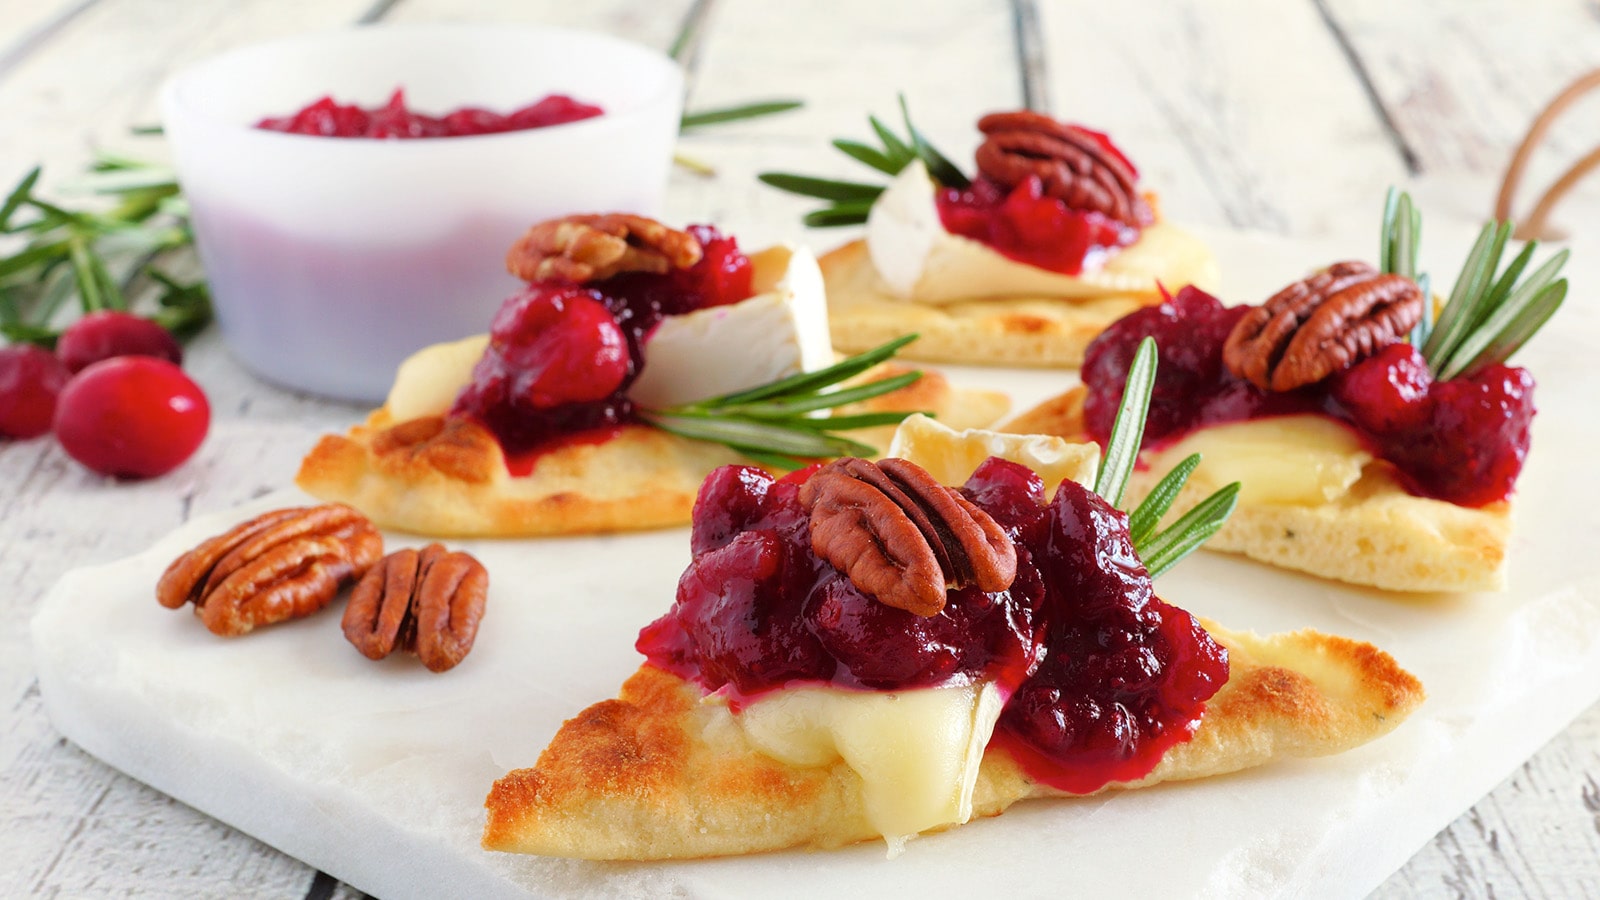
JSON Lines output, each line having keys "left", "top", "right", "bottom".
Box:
{"left": 758, "top": 95, "right": 968, "bottom": 227}
{"left": 1095, "top": 337, "right": 1241, "bottom": 578}
{"left": 1379, "top": 188, "right": 1568, "bottom": 380}
{"left": 640, "top": 335, "right": 924, "bottom": 470}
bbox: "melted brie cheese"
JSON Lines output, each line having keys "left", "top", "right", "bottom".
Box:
{"left": 888, "top": 413, "right": 1099, "bottom": 492}
{"left": 733, "top": 680, "right": 1005, "bottom": 856}
{"left": 865, "top": 161, "right": 1218, "bottom": 304}
{"left": 1147, "top": 415, "right": 1374, "bottom": 506}
{"left": 382, "top": 245, "right": 833, "bottom": 421}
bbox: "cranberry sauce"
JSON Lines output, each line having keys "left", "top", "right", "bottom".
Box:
{"left": 937, "top": 176, "right": 1141, "bottom": 276}
{"left": 450, "top": 225, "right": 753, "bottom": 459}
{"left": 256, "top": 89, "right": 601, "bottom": 139}
{"left": 1081, "top": 286, "right": 1537, "bottom": 507}
{"left": 638, "top": 457, "right": 1229, "bottom": 793}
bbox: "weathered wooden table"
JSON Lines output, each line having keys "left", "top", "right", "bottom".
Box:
{"left": 4, "top": 1, "right": 1598, "bottom": 896}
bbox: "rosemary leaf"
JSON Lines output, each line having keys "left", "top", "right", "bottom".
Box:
{"left": 1422, "top": 221, "right": 1509, "bottom": 369}
{"left": 1095, "top": 336, "right": 1157, "bottom": 508}
{"left": 644, "top": 413, "right": 876, "bottom": 459}
{"left": 67, "top": 237, "right": 104, "bottom": 312}
{"left": 710, "top": 334, "right": 917, "bottom": 405}
{"left": 680, "top": 100, "right": 802, "bottom": 130}
{"left": 899, "top": 94, "right": 969, "bottom": 189}
{"left": 0, "top": 167, "right": 40, "bottom": 231}
{"left": 1139, "top": 483, "right": 1241, "bottom": 579}
{"left": 771, "top": 410, "right": 923, "bottom": 431}
{"left": 726, "top": 371, "right": 922, "bottom": 417}
{"left": 869, "top": 115, "right": 916, "bottom": 166}
{"left": 1408, "top": 272, "right": 1433, "bottom": 347}
{"left": 1454, "top": 280, "right": 1566, "bottom": 375}
{"left": 832, "top": 139, "right": 900, "bottom": 175}
{"left": 1380, "top": 187, "right": 1399, "bottom": 271}
{"left": 802, "top": 204, "right": 875, "bottom": 227}
{"left": 1126, "top": 452, "right": 1200, "bottom": 548}
{"left": 756, "top": 173, "right": 884, "bottom": 202}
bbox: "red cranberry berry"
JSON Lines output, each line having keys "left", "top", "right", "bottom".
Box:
{"left": 55, "top": 311, "right": 183, "bottom": 374}
{"left": 52, "top": 357, "right": 209, "bottom": 478}
{"left": 488, "top": 286, "right": 630, "bottom": 408}
{"left": 0, "top": 345, "right": 70, "bottom": 439}
{"left": 1390, "top": 364, "right": 1535, "bottom": 507}
{"left": 1328, "top": 342, "right": 1432, "bottom": 434}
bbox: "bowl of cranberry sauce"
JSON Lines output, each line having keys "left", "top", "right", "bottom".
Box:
{"left": 160, "top": 24, "right": 681, "bottom": 402}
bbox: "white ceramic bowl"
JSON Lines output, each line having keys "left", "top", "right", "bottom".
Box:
{"left": 162, "top": 24, "right": 682, "bottom": 402}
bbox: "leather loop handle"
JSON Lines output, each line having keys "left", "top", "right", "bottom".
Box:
{"left": 1495, "top": 69, "right": 1600, "bottom": 241}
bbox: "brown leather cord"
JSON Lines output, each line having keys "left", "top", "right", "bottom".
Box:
{"left": 1495, "top": 69, "right": 1600, "bottom": 240}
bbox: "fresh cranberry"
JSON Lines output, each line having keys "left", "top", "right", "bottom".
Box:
{"left": 505, "top": 95, "right": 604, "bottom": 130}
{"left": 1386, "top": 364, "right": 1535, "bottom": 507}
{"left": 53, "top": 357, "right": 209, "bottom": 479}
{"left": 937, "top": 176, "right": 1135, "bottom": 276}
{"left": 0, "top": 345, "right": 69, "bottom": 439}
{"left": 602, "top": 225, "right": 754, "bottom": 318}
{"left": 55, "top": 312, "right": 183, "bottom": 374}
{"left": 1328, "top": 342, "right": 1432, "bottom": 434}
{"left": 961, "top": 457, "right": 1050, "bottom": 546}
{"left": 487, "top": 286, "right": 629, "bottom": 408}
{"left": 691, "top": 465, "right": 778, "bottom": 556}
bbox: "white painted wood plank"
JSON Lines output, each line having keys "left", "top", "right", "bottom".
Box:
{"left": 667, "top": 0, "right": 1021, "bottom": 250}
{"left": 1321, "top": 0, "right": 1600, "bottom": 229}
{"left": 0, "top": 0, "right": 96, "bottom": 74}
{"left": 1037, "top": 0, "right": 1410, "bottom": 239}
{"left": 0, "top": 0, "right": 377, "bottom": 190}
{"left": 384, "top": 0, "right": 692, "bottom": 51}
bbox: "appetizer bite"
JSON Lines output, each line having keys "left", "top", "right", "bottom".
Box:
{"left": 1009, "top": 192, "right": 1569, "bottom": 592}
{"left": 297, "top": 214, "right": 1007, "bottom": 536}
{"left": 763, "top": 100, "right": 1217, "bottom": 366}
{"left": 482, "top": 344, "right": 1422, "bottom": 859}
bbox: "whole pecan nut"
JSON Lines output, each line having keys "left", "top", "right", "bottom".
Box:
{"left": 799, "top": 458, "right": 1016, "bottom": 616}
{"left": 342, "top": 543, "right": 489, "bottom": 673}
{"left": 505, "top": 213, "right": 703, "bottom": 284}
{"left": 974, "top": 110, "right": 1151, "bottom": 229}
{"left": 1223, "top": 260, "right": 1424, "bottom": 391}
{"left": 157, "top": 504, "right": 383, "bottom": 637}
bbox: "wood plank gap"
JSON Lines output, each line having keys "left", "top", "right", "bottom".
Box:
{"left": 0, "top": 0, "right": 100, "bottom": 87}
{"left": 302, "top": 870, "right": 340, "bottom": 900}
{"left": 1310, "top": 0, "right": 1424, "bottom": 175}
{"left": 357, "top": 0, "right": 407, "bottom": 25}
{"left": 1010, "top": 0, "right": 1051, "bottom": 113}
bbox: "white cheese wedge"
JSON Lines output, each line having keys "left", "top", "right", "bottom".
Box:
{"left": 865, "top": 160, "right": 1217, "bottom": 304}
{"left": 1146, "top": 415, "right": 1375, "bottom": 506}
{"left": 733, "top": 680, "right": 1005, "bottom": 856}
{"left": 381, "top": 244, "right": 834, "bottom": 420}
{"left": 888, "top": 413, "right": 1099, "bottom": 493}
{"left": 628, "top": 244, "right": 834, "bottom": 408}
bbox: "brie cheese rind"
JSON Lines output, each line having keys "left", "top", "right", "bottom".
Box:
{"left": 296, "top": 246, "right": 1010, "bottom": 537}
{"left": 1006, "top": 386, "right": 1510, "bottom": 592}
{"left": 481, "top": 419, "right": 1424, "bottom": 860}
{"left": 821, "top": 162, "right": 1220, "bottom": 367}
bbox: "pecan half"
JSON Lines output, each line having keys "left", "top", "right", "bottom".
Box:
{"left": 799, "top": 458, "right": 1016, "bottom": 616}
{"left": 157, "top": 504, "right": 383, "bottom": 637}
{"left": 505, "top": 213, "right": 703, "bottom": 284}
{"left": 343, "top": 543, "right": 489, "bottom": 673}
{"left": 1223, "top": 260, "right": 1424, "bottom": 391}
{"left": 975, "top": 110, "right": 1151, "bottom": 228}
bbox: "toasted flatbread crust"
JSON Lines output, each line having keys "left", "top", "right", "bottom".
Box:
{"left": 1006, "top": 387, "right": 1510, "bottom": 592}
{"left": 295, "top": 367, "right": 1009, "bottom": 538}
{"left": 482, "top": 623, "right": 1423, "bottom": 859}
{"left": 820, "top": 233, "right": 1217, "bottom": 368}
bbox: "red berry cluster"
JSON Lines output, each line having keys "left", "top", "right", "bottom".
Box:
{"left": 0, "top": 312, "right": 209, "bottom": 479}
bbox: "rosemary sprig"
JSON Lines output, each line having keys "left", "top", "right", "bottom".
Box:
{"left": 1094, "top": 337, "right": 1242, "bottom": 577}
{"left": 0, "top": 151, "right": 204, "bottom": 348}
{"left": 640, "top": 335, "right": 925, "bottom": 469}
{"left": 758, "top": 94, "right": 969, "bottom": 227}
{"left": 1378, "top": 188, "right": 1569, "bottom": 380}
{"left": 680, "top": 100, "right": 802, "bottom": 130}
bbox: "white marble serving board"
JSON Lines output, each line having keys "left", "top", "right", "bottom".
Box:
{"left": 29, "top": 229, "right": 1600, "bottom": 899}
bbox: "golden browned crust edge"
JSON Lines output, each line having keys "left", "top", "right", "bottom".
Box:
{"left": 820, "top": 240, "right": 1163, "bottom": 368}
{"left": 1004, "top": 386, "right": 1511, "bottom": 592}
{"left": 295, "top": 368, "right": 1008, "bottom": 539}
{"left": 482, "top": 624, "right": 1423, "bottom": 860}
